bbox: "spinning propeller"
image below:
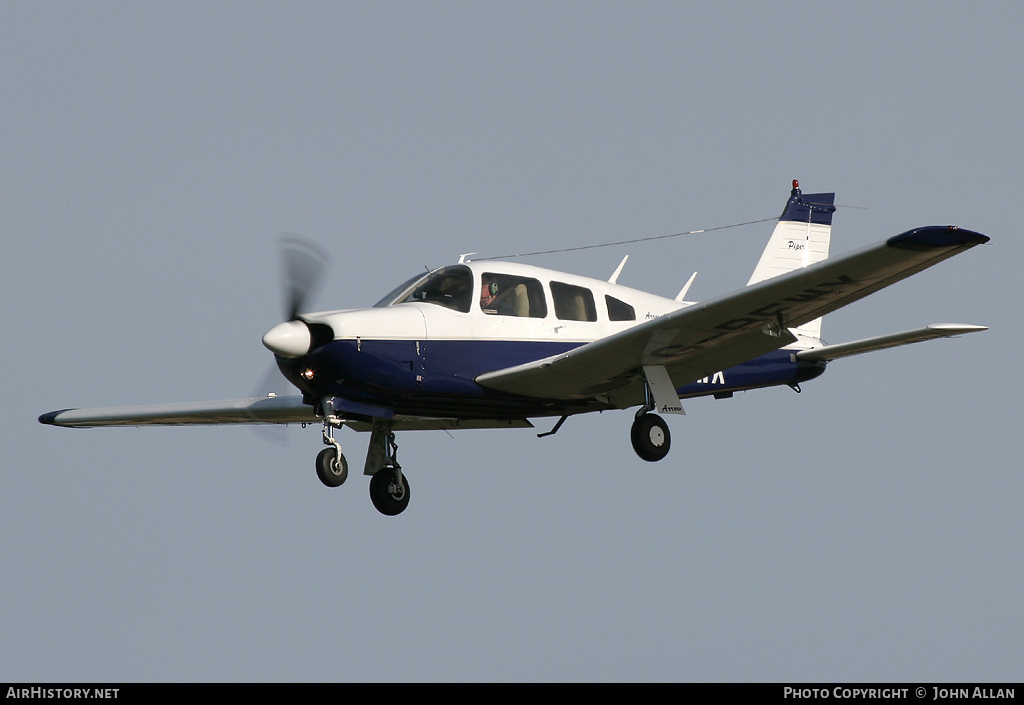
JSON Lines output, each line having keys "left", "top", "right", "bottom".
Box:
{"left": 247, "top": 235, "right": 334, "bottom": 442}
{"left": 262, "top": 234, "right": 333, "bottom": 359}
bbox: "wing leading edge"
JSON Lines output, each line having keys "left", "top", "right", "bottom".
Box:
{"left": 476, "top": 226, "right": 989, "bottom": 406}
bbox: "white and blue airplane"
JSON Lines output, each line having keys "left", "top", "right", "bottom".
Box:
{"left": 40, "top": 181, "right": 989, "bottom": 515}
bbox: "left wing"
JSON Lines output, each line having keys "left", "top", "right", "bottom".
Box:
{"left": 38, "top": 395, "right": 317, "bottom": 428}
{"left": 38, "top": 395, "right": 535, "bottom": 432}
{"left": 476, "top": 226, "right": 988, "bottom": 407}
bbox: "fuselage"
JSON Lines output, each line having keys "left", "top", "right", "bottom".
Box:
{"left": 270, "top": 260, "right": 825, "bottom": 419}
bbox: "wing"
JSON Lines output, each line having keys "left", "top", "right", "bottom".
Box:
{"left": 39, "top": 395, "right": 537, "bottom": 432}
{"left": 476, "top": 226, "right": 988, "bottom": 407}
{"left": 38, "top": 395, "right": 317, "bottom": 428}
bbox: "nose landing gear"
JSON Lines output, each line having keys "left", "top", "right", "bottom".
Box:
{"left": 316, "top": 416, "right": 349, "bottom": 487}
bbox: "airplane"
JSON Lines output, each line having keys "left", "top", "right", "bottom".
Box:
{"left": 39, "top": 181, "right": 989, "bottom": 516}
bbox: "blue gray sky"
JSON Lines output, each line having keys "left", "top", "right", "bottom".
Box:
{"left": 3, "top": 1, "right": 1021, "bottom": 682}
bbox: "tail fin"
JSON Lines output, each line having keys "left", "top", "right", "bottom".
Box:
{"left": 747, "top": 180, "right": 836, "bottom": 342}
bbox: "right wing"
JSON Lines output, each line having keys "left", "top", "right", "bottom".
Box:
{"left": 477, "top": 226, "right": 989, "bottom": 407}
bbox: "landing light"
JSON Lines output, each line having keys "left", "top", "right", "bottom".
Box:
{"left": 302, "top": 368, "right": 315, "bottom": 380}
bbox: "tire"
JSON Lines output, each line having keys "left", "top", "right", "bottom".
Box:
{"left": 316, "top": 447, "right": 348, "bottom": 487}
{"left": 369, "top": 468, "right": 411, "bottom": 516}
{"left": 630, "top": 413, "right": 671, "bottom": 462}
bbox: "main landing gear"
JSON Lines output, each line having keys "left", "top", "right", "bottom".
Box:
{"left": 629, "top": 367, "right": 675, "bottom": 462}
{"left": 316, "top": 414, "right": 410, "bottom": 516}
{"left": 631, "top": 411, "right": 671, "bottom": 462}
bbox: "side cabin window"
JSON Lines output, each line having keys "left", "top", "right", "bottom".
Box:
{"left": 550, "top": 281, "right": 597, "bottom": 322}
{"left": 605, "top": 295, "right": 636, "bottom": 321}
{"left": 479, "top": 273, "right": 547, "bottom": 318}
{"left": 390, "top": 265, "right": 473, "bottom": 313}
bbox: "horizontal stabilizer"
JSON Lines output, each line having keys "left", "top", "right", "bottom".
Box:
{"left": 794, "top": 323, "right": 987, "bottom": 362}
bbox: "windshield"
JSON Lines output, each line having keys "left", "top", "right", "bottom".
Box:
{"left": 374, "top": 265, "right": 474, "bottom": 313}
{"left": 373, "top": 273, "right": 425, "bottom": 308}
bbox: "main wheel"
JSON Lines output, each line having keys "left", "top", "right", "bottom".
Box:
{"left": 316, "top": 447, "right": 349, "bottom": 487}
{"left": 369, "top": 468, "right": 411, "bottom": 516}
{"left": 631, "top": 413, "right": 671, "bottom": 462}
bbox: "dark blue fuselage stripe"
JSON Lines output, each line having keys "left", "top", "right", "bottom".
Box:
{"left": 279, "top": 339, "right": 825, "bottom": 418}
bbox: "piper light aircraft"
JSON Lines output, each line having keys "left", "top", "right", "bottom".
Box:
{"left": 40, "top": 182, "right": 989, "bottom": 515}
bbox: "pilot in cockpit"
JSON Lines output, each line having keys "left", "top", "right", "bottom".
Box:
{"left": 480, "top": 275, "right": 512, "bottom": 315}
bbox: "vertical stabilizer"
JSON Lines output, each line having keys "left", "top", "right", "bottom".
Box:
{"left": 747, "top": 181, "right": 836, "bottom": 341}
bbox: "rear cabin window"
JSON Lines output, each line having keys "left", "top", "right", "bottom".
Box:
{"left": 479, "top": 273, "right": 547, "bottom": 318}
{"left": 605, "top": 295, "right": 636, "bottom": 321}
{"left": 392, "top": 265, "right": 474, "bottom": 313}
{"left": 550, "top": 282, "right": 597, "bottom": 322}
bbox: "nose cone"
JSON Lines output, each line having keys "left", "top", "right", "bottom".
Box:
{"left": 262, "top": 320, "right": 312, "bottom": 358}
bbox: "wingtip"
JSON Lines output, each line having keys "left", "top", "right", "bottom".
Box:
{"left": 927, "top": 323, "right": 989, "bottom": 335}
{"left": 38, "top": 409, "right": 73, "bottom": 425}
{"left": 887, "top": 226, "right": 990, "bottom": 250}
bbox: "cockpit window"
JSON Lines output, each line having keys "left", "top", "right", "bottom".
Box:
{"left": 479, "top": 273, "right": 547, "bottom": 318}
{"left": 386, "top": 265, "right": 474, "bottom": 313}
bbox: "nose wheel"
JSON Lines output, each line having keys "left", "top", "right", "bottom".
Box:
{"left": 315, "top": 446, "right": 348, "bottom": 487}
